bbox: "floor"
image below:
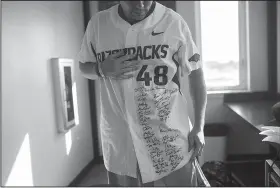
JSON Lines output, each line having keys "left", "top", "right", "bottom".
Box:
{"left": 77, "top": 161, "right": 265, "bottom": 187}
{"left": 77, "top": 164, "right": 108, "bottom": 186}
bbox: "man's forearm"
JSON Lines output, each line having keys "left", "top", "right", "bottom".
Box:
{"left": 79, "top": 62, "right": 100, "bottom": 80}
{"left": 189, "top": 68, "right": 207, "bottom": 131}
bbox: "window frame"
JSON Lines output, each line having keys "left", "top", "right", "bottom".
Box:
{"left": 194, "top": 1, "right": 250, "bottom": 92}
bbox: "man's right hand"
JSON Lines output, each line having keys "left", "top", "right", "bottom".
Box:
{"left": 100, "top": 50, "right": 141, "bottom": 80}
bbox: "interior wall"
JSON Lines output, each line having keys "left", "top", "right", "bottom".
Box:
{"left": 248, "top": 1, "right": 268, "bottom": 91}
{"left": 2, "top": 1, "right": 93, "bottom": 186}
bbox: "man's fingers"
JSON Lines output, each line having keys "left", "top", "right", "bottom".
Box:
{"left": 198, "top": 146, "right": 204, "bottom": 156}
{"left": 107, "top": 63, "right": 140, "bottom": 80}
{"left": 123, "top": 60, "right": 141, "bottom": 67}
{"left": 116, "top": 54, "right": 136, "bottom": 63}
{"left": 188, "top": 136, "right": 194, "bottom": 152}
{"left": 108, "top": 50, "right": 125, "bottom": 59}
{"left": 115, "top": 74, "right": 135, "bottom": 80}
{"left": 118, "top": 70, "right": 138, "bottom": 78}
{"left": 121, "top": 66, "right": 141, "bottom": 74}
{"left": 189, "top": 145, "right": 200, "bottom": 163}
{"left": 194, "top": 137, "right": 203, "bottom": 157}
{"left": 112, "top": 68, "right": 138, "bottom": 79}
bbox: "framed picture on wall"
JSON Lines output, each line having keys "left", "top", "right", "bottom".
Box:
{"left": 51, "top": 58, "right": 76, "bottom": 133}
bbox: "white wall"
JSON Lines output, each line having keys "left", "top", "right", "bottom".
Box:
{"left": 2, "top": 1, "right": 93, "bottom": 186}
{"left": 248, "top": 1, "right": 268, "bottom": 91}
{"left": 278, "top": 2, "right": 280, "bottom": 93}
{"left": 177, "top": 1, "right": 269, "bottom": 155}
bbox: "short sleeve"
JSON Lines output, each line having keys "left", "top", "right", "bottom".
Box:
{"left": 178, "top": 21, "right": 202, "bottom": 75}
{"left": 76, "top": 18, "right": 98, "bottom": 64}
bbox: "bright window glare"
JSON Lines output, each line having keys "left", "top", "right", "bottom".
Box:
{"left": 200, "top": 1, "right": 240, "bottom": 87}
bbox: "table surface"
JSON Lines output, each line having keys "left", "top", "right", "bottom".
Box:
{"left": 225, "top": 100, "right": 279, "bottom": 132}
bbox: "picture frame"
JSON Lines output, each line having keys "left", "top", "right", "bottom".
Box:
{"left": 51, "top": 58, "right": 76, "bottom": 133}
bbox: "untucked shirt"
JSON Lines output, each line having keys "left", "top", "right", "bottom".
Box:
{"left": 77, "top": 2, "right": 202, "bottom": 183}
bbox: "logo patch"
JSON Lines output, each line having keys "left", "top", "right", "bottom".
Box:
{"left": 188, "top": 53, "right": 200, "bottom": 63}
{"left": 151, "top": 31, "right": 164, "bottom": 36}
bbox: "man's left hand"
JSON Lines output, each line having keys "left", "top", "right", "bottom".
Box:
{"left": 188, "top": 127, "right": 205, "bottom": 163}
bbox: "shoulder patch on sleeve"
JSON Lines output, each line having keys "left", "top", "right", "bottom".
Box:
{"left": 188, "top": 53, "right": 200, "bottom": 63}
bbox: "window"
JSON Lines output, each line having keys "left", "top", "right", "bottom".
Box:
{"left": 196, "top": 1, "right": 249, "bottom": 91}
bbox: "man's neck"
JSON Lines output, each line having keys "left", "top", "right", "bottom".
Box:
{"left": 118, "top": 1, "right": 156, "bottom": 25}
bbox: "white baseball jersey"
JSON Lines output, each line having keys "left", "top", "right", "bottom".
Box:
{"left": 77, "top": 2, "right": 202, "bottom": 183}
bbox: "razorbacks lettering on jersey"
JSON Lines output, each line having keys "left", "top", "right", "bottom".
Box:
{"left": 77, "top": 2, "right": 202, "bottom": 183}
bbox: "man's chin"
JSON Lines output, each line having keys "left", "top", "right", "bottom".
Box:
{"left": 131, "top": 13, "right": 147, "bottom": 21}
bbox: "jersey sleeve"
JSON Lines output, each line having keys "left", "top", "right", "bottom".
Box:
{"left": 178, "top": 21, "right": 202, "bottom": 75}
{"left": 76, "top": 18, "right": 98, "bottom": 64}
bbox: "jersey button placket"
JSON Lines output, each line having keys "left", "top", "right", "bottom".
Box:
{"left": 125, "top": 27, "right": 138, "bottom": 47}
{"left": 124, "top": 26, "right": 138, "bottom": 96}
{"left": 124, "top": 26, "right": 139, "bottom": 178}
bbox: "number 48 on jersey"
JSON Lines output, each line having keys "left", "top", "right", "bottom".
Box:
{"left": 136, "top": 65, "right": 169, "bottom": 86}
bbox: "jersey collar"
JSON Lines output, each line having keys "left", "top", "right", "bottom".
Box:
{"left": 118, "top": 1, "right": 156, "bottom": 26}
{"left": 111, "top": 1, "right": 166, "bottom": 31}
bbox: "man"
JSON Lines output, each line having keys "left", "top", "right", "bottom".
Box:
{"left": 77, "top": 1, "right": 207, "bottom": 186}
